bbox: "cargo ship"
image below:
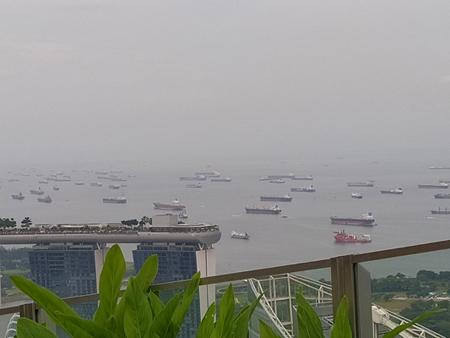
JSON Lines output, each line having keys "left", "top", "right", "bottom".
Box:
{"left": 291, "top": 186, "right": 315, "bottom": 192}
{"left": 267, "top": 173, "right": 295, "bottom": 179}
{"left": 103, "top": 196, "right": 127, "bottom": 204}
{"left": 11, "top": 193, "right": 25, "bottom": 200}
{"left": 291, "top": 175, "right": 313, "bottom": 180}
{"left": 334, "top": 230, "right": 371, "bottom": 243}
{"left": 260, "top": 194, "right": 292, "bottom": 202}
{"left": 435, "top": 193, "right": 450, "bottom": 199}
{"left": 418, "top": 183, "right": 449, "bottom": 189}
{"left": 231, "top": 231, "right": 250, "bottom": 239}
{"left": 30, "top": 187, "right": 44, "bottom": 195}
{"left": 347, "top": 181, "right": 375, "bottom": 187}
{"left": 180, "top": 175, "right": 207, "bottom": 181}
{"left": 210, "top": 177, "right": 231, "bottom": 182}
{"left": 330, "top": 212, "right": 375, "bottom": 226}
{"left": 431, "top": 208, "right": 450, "bottom": 215}
{"left": 37, "top": 195, "right": 52, "bottom": 203}
{"left": 153, "top": 199, "right": 186, "bottom": 210}
{"left": 245, "top": 205, "right": 281, "bottom": 214}
{"left": 380, "top": 188, "right": 403, "bottom": 194}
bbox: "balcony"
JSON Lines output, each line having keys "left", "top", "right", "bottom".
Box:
{"left": 2, "top": 239, "right": 450, "bottom": 338}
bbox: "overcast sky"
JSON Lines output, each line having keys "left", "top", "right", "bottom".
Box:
{"left": 1, "top": 1, "right": 449, "bottom": 165}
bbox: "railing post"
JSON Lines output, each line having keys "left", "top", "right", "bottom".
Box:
{"left": 331, "top": 254, "right": 357, "bottom": 337}
{"left": 19, "top": 303, "right": 36, "bottom": 321}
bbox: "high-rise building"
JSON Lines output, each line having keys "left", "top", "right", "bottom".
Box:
{"left": 28, "top": 243, "right": 108, "bottom": 336}
{"left": 133, "top": 214, "right": 218, "bottom": 338}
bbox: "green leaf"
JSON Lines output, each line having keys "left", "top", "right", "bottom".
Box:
{"left": 123, "top": 277, "right": 153, "bottom": 338}
{"left": 151, "top": 292, "right": 183, "bottom": 338}
{"left": 55, "top": 313, "right": 120, "bottom": 338}
{"left": 330, "top": 296, "right": 352, "bottom": 338}
{"left": 211, "top": 284, "right": 235, "bottom": 338}
{"left": 93, "top": 244, "right": 126, "bottom": 327}
{"left": 382, "top": 309, "right": 446, "bottom": 338}
{"left": 16, "top": 318, "right": 58, "bottom": 338}
{"left": 135, "top": 254, "right": 158, "bottom": 293}
{"left": 172, "top": 271, "right": 201, "bottom": 331}
{"left": 233, "top": 293, "right": 263, "bottom": 338}
{"left": 259, "top": 320, "right": 283, "bottom": 338}
{"left": 296, "top": 287, "right": 324, "bottom": 338}
{"left": 196, "top": 303, "right": 216, "bottom": 338}
{"left": 10, "top": 276, "right": 86, "bottom": 337}
{"left": 148, "top": 290, "right": 165, "bottom": 317}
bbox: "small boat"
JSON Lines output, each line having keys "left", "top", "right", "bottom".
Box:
{"left": 269, "top": 179, "right": 284, "bottom": 183}
{"left": 179, "top": 210, "right": 188, "bottom": 219}
{"left": 11, "top": 192, "right": 25, "bottom": 200}
{"left": 53, "top": 185, "right": 59, "bottom": 191}
{"left": 30, "top": 187, "right": 44, "bottom": 195}
{"left": 291, "top": 175, "right": 313, "bottom": 180}
{"left": 380, "top": 188, "right": 403, "bottom": 194}
{"left": 291, "top": 186, "right": 315, "bottom": 192}
{"left": 231, "top": 231, "right": 250, "bottom": 239}
{"left": 37, "top": 195, "right": 52, "bottom": 203}
{"left": 109, "top": 184, "right": 120, "bottom": 189}
{"left": 351, "top": 193, "right": 362, "bottom": 199}
{"left": 431, "top": 208, "right": 450, "bottom": 215}
{"left": 418, "top": 183, "right": 449, "bottom": 189}
{"left": 435, "top": 193, "right": 450, "bottom": 199}
{"left": 334, "top": 230, "right": 371, "bottom": 243}
{"left": 186, "top": 183, "right": 202, "bottom": 188}
{"left": 330, "top": 212, "right": 375, "bottom": 226}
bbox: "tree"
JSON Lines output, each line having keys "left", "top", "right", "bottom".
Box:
{"left": 21, "top": 217, "right": 32, "bottom": 228}
{"left": 0, "top": 218, "right": 17, "bottom": 228}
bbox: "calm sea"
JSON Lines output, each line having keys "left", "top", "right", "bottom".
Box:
{"left": 1, "top": 148, "right": 450, "bottom": 280}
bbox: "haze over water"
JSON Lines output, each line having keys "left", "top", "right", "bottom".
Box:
{"left": 1, "top": 147, "right": 450, "bottom": 279}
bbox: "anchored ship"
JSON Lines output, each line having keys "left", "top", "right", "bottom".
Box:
{"left": 334, "top": 230, "right": 371, "bottom": 243}
{"left": 103, "top": 196, "right": 127, "bottom": 204}
{"left": 380, "top": 188, "right": 403, "bottom": 194}
{"left": 418, "top": 183, "right": 449, "bottom": 189}
{"left": 330, "top": 212, "right": 375, "bottom": 226}
{"left": 211, "top": 177, "right": 231, "bottom": 182}
{"left": 291, "top": 186, "right": 315, "bottom": 192}
{"left": 11, "top": 193, "right": 25, "bottom": 200}
{"left": 37, "top": 195, "right": 52, "bottom": 203}
{"left": 153, "top": 199, "right": 186, "bottom": 210}
{"left": 291, "top": 175, "right": 313, "bottom": 180}
{"left": 186, "top": 183, "right": 202, "bottom": 188}
{"left": 231, "top": 231, "right": 250, "bottom": 239}
{"left": 431, "top": 208, "right": 450, "bottom": 215}
{"left": 347, "top": 181, "right": 375, "bottom": 187}
{"left": 180, "top": 175, "right": 207, "bottom": 181}
{"left": 435, "top": 193, "right": 450, "bottom": 199}
{"left": 245, "top": 205, "right": 282, "bottom": 214}
{"left": 351, "top": 193, "right": 362, "bottom": 199}
{"left": 30, "top": 187, "right": 44, "bottom": 195}
{"left": 260, "top": 194, "right": 292, "bottom": 202}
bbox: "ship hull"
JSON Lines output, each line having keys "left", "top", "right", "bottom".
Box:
{"left": 245, "top": 209, "right": 281, "bottom": 214}
{"left": 103, "top": 199, "right": 126, "bottom": 204}
{"left": 330, "top": 217, "right": 374, "bottom": 226}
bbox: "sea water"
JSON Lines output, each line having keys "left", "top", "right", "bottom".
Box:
{"left": 0, "top": 148, "right": 449, "bottom": 279}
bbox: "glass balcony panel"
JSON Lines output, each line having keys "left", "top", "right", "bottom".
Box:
{"left": 360, "top": 248, "right": 450, "bottom": 337}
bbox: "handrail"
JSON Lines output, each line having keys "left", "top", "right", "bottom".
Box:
{"left": 2, "top": 238, "right": 450, "bottom": 317}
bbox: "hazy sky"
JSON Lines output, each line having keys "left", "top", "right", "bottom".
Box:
{"left": 1, "top": 1, "right": 449, "bottom": 165}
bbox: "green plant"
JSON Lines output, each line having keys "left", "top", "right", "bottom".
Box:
{"left": 259, "top": 287, "right": 445, "bottom": 338}
{"left": 11, "top": 244, "right": 200, "bottom": 338}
